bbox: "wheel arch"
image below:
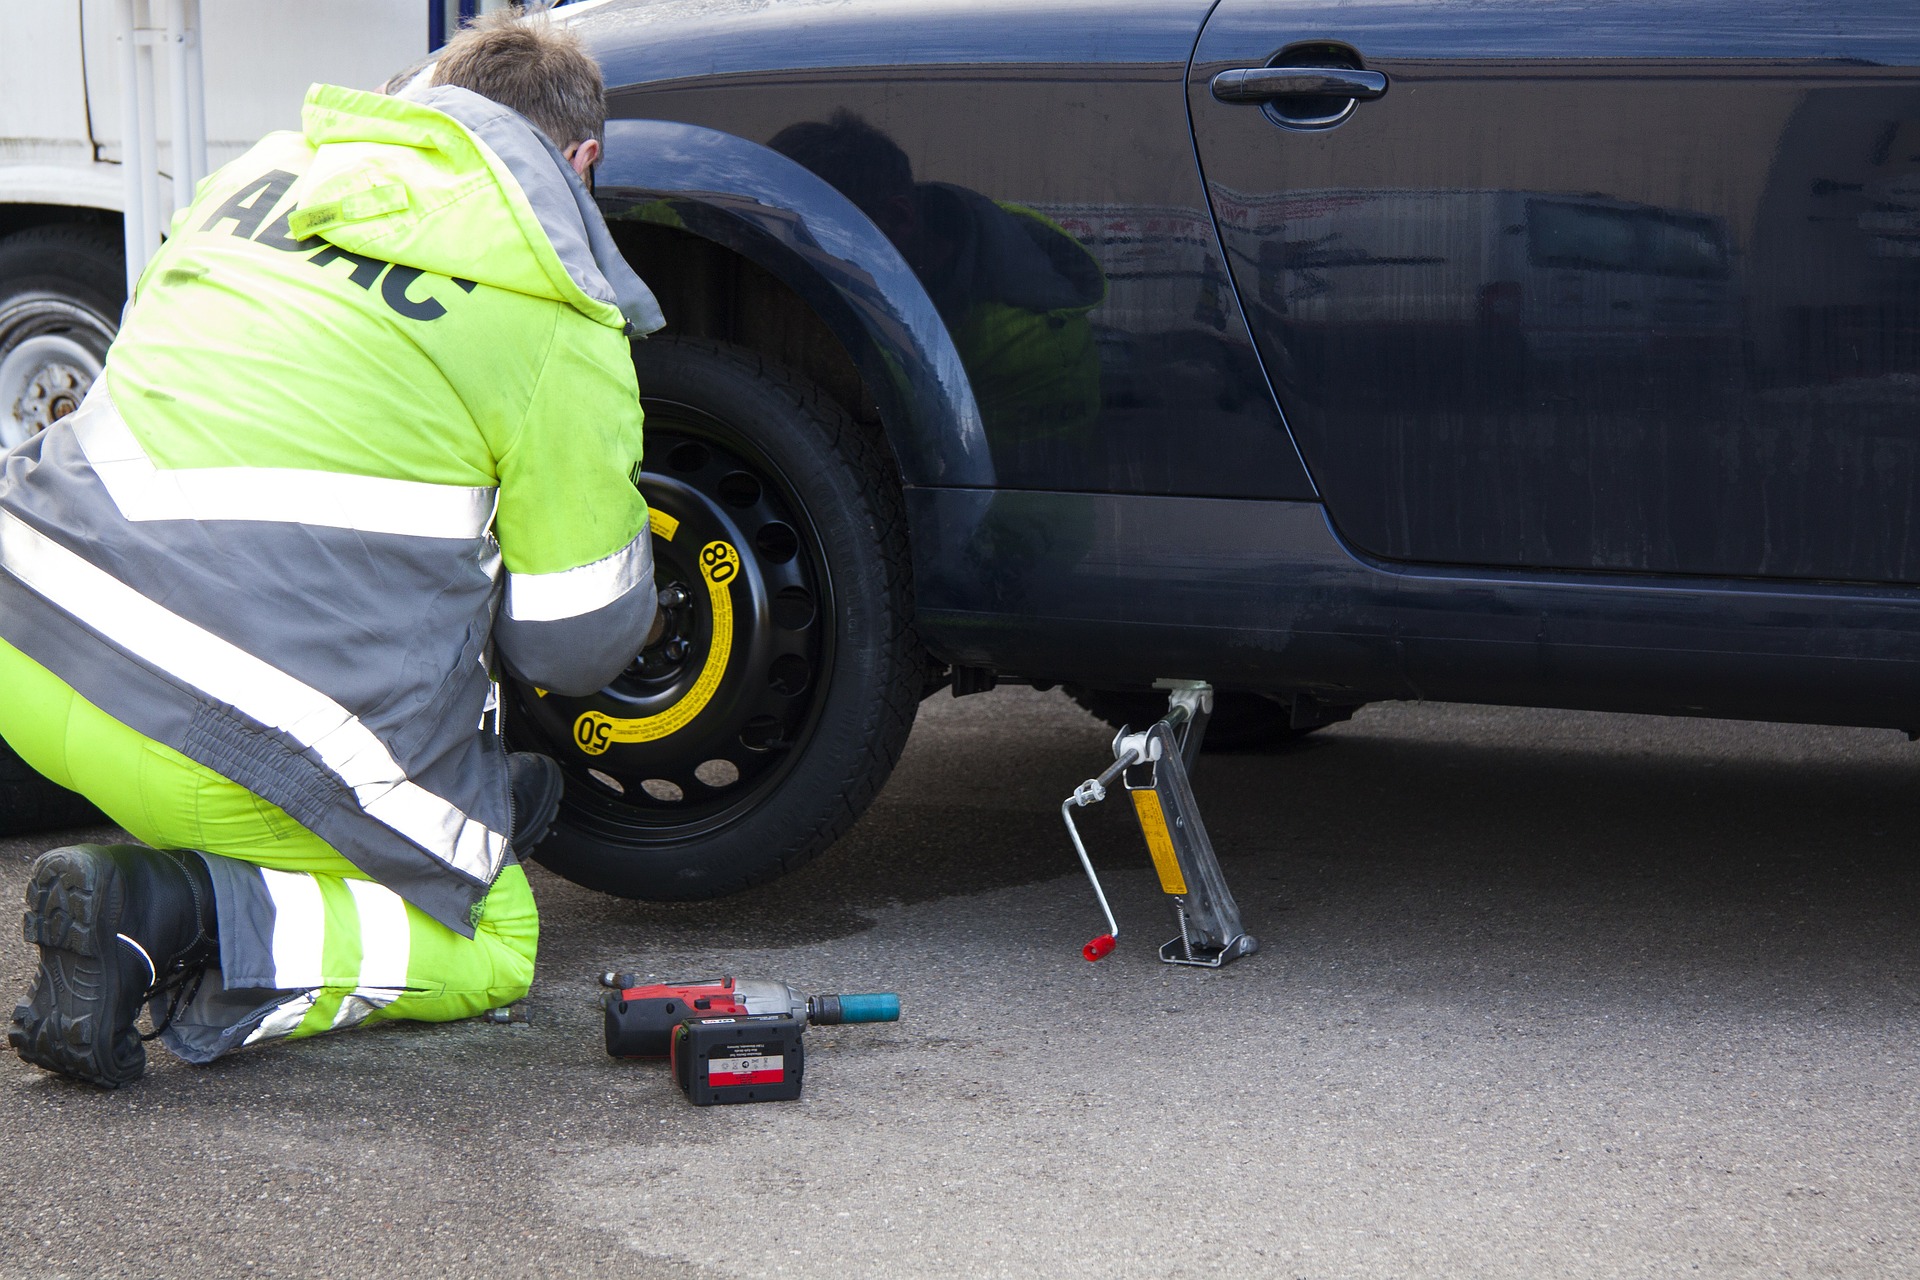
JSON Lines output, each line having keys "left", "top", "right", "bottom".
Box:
{"left": 597, "top": 119, "right": 993, "bottom": 491}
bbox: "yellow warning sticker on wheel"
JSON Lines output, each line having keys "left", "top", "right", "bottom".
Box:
{"left": 650, "top": 508, "right": 679, "bottom": 542}
{"left": 571, "top": 539, "right": 739, "bottom": 755}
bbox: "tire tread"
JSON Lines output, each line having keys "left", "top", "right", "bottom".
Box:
{"left": 0, "top": 222, "right": 126, "bottom": 309}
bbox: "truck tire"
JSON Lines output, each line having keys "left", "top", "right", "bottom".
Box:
{"left": 0, "top": 223, "right": 122, "bottom": 448}
{"left": 0, "top": 738, "right": 105, "bottom": 836}
{"left": 0, "top": 224, "right": 120, "bottom": 834}
{"left": 1066, "top": 687, "right": 1322, "bottom": 751}
{"left": 505, "top": 337, "right": 921, "bottom": 900}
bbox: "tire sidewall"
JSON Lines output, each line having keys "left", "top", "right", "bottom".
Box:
{"left": 527, "top": 338, "right": 915, "bottom": 899}
{"left": 0, "top": 224, "right": 125, "bottom": 334}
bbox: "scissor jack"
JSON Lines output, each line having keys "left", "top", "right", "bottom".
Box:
{"left": 1061, "top": 680, "right": 1258, "bottom": 968}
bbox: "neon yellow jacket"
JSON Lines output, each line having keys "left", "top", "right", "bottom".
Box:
{"left": 117, "top": 82, "right": 658, "bottom": 619}
{"left": 0, "top": 83, "right": 663, "bottom": 931}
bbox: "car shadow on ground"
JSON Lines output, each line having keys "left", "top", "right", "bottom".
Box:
{"left": 8, "top": 692, "right": 1916, "bottom": 1017}
{"left": 530, "top": 693, "right": 1920, "bottom": 1022}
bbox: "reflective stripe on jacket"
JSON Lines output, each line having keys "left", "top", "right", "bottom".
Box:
{"left": 0, "top": 84, "right": 663, "bottom": 934}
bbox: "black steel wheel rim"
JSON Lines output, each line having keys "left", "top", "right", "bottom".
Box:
{"left": 506, "top": 398, "right": 834, "bottom": 841}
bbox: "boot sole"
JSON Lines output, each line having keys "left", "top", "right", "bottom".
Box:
{"left": 8, "top": 847, "right": 145, "bottom": 1088}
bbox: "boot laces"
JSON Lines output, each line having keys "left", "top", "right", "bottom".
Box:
{"left": 136, "top": 850, "right": 218, "bottom": 1043}
{"left": 139, "top": 967, "right": 208, "bottom": 1043}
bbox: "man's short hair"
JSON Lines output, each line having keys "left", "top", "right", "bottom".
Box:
{"left": 431, "top": 9, "right": 605, "bottom": 149}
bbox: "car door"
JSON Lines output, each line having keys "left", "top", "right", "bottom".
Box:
{"left": 1189, "top": 0, "right": 1920, "bottom": 582}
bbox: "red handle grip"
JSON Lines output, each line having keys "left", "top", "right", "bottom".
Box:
{"left": 1082, "top": 934, "right": 1116, "bottom": 962}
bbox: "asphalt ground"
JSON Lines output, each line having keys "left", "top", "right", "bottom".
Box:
{"left": 3, "top": 688, "right": 1918, "bottom": 1279}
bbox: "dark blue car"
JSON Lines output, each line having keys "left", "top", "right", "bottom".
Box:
{"left": 488, "top": 0, "right": 1920, "bottom": 900}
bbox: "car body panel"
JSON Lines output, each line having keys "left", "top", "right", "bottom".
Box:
{"left": 570, "top": 0, "right": 1920, "bottom": 732}
{"left": 585, "top": 0, "right": 1318, "bottom": 501}
{"left": 586, "top": 0, "right": 1216, "bottom": 87}
{"left": 912, "top": 487, "right": 1920, "bottom": 730}
{"left": 1191, "top": 0, "right": 1920, "bottom": 582}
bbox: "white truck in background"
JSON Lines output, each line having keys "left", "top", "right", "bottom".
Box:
{"left": 0, "top": 1, "right": 499, "bottom": 452}
{"left": 0, "top": 0, "right": 520, "bottom": 832}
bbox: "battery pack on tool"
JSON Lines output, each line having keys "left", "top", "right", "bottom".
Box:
{"left": 671, "top": 1013, "right": 805, "bottom": 1105}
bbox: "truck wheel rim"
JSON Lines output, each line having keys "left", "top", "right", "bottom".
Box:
{"left": 0, "top": 296, "right": 113, "bottom": 448}
{"left": 505, "top": 401, "right": 834, "bottom": 839}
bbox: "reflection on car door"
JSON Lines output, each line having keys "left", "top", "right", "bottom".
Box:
{"left": 1190, "top": 0, "right": 1920, "bottom": 583}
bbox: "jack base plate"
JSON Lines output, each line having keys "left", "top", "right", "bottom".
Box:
{"left": 1160, "top": 933, "right": 1259, "bottom": 969}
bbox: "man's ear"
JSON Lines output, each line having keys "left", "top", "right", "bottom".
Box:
{"left": 566, "top": 138, "right": 602, "bottom": 178}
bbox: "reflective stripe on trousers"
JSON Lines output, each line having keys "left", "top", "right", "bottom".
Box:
{"left": 230, "top": 860, "right": 536, "bottom": 1048}
{"left": 244, "top": 867, "right": 416, "bottom": 1040}
{"left": 164, "top": 858, "right": 535, "bottom": 1060}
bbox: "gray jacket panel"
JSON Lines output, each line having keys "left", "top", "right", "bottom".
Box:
{"left": 0, "top": 412, "right": 509, "bottom": 934}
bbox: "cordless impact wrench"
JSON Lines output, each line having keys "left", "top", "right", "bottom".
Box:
{"left": 601, "top": 973, "right": 900, "bottom": 1105}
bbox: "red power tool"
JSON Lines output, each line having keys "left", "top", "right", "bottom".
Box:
{"left": 600, "top": 973, "right": 900, "bottom": 1105}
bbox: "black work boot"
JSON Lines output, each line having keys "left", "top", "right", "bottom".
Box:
{"left": 508, "top": 752, "right": 563, "bottom": 853}
{"left": 9, "top": 845, "right": 216, "bottom": 1088}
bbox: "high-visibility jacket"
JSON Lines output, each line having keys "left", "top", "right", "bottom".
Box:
{"left": 0, "top": 83, "right": 663, "bottom": 934}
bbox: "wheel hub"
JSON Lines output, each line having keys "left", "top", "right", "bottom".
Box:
{"left": 0, "top": 296, "right": 113, "bottom": 448}
{"left": 625, "top": 583, "right": 696, "bottom": 682}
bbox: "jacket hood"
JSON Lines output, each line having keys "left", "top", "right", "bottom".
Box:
{"left": 290, "top": 83, "right": 663, "bottom": 334}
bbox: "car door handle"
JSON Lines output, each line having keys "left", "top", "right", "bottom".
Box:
{"left": 1210, "top": 67, "right": 1389, "bottom": 104}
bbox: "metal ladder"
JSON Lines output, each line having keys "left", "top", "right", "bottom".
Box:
{"left": 1061, "top": 681, "right": 1258, "bottom": 968}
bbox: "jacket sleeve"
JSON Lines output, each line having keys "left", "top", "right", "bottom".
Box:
{"left": 490, "top": 315, "right": 655, "bottom": 697}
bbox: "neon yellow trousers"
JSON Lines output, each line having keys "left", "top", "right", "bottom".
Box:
{"left": 0, "top": 636, "right": 536, "bottom": 1046}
